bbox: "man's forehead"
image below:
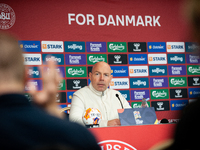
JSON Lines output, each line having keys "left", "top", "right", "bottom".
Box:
{"left": 93, "top": 69, "right": 111, "bottom": 74}
{"left": 92, "top": 62, "right": 111, "bottom": 72}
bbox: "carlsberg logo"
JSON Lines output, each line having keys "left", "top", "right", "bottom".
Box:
{"left": 89, "top": 56, "right": 105, "bottom": 63}
{"left": 107, "top": 42, "right": 127, "bottom": 52}
{"left": 150, "top": 89, "right": 169, "bottom": 99}
{"left": 152, "top": 91, "right": 167, "bottom": 98}
{"left": 109, "top": 44, "right": 125, "bottom": 51}
{"left": 188, "top": 66, "right": 200, "bottom": 73}
{"left": 170, "top": 79, "right": 185, "bottom": 85}
{"left": 87, "top": 54, "right": 107, "bottom": 64}
{"left": 68, "top": 68, "right": 84, "bottom": 76}
{"left": 66, "top": 67, "right": 87, "bottom": 77}
{"left": 169, "top": 77, "right": 187, "bottom": 87}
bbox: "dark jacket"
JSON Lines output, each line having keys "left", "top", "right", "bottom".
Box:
{"left": 0, "top": 94, "right": 100, "bottom": 150}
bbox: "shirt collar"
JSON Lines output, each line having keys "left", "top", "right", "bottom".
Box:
{"left": 89, "top": 83, "right": 108, "bottom": 96}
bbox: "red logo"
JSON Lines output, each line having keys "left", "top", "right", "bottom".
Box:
{"left": 98, "top": 140, "right": 137, "bottom": 150}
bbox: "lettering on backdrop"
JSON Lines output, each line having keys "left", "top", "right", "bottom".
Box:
{"left": 68, "top": 13, "right": 161, "bottom": 27}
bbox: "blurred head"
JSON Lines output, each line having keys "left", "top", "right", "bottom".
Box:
{"left": 0, "top": 32, "right": 25, "bottom": 85}
{"left": 89, "top": 61, "right": 113, "bottom": 92}
{"left": 185, "top": 0, "right": 200, "bottom": 43}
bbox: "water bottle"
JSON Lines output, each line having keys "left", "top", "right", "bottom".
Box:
{"left": 141, "top": 98, "right": 149, "bottom": 108}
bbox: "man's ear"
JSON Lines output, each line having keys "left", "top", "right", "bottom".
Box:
{"left": 89, "top": 72, "right": 92, "bottom": 81}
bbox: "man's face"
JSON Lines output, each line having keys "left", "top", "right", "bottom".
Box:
{"left": 89, "top": 62, "right": 113, "bottom": 92}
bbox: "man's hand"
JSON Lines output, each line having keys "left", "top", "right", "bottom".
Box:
{"left": 107, "top": 119, "right": 121, "bottom": 127}
{"left": 28, "top": 58, "right": 64, "bottom": 119}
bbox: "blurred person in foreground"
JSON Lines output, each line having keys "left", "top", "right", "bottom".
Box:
{"left": 0, "top": 32, "right": 100, "bottom": 150}
{"left": 150, "top": 0, "right": 200, "bottom": 149}
{"left": 69, "top": 61, "right": 131, "bottom": 127}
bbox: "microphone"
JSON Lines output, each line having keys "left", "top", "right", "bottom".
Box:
{"left": 116, "top": 94, "right": 124, "bottom": 109}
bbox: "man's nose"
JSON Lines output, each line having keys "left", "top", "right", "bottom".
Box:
{"left": 100, "top": 74, "right": 104, "bottom": 81}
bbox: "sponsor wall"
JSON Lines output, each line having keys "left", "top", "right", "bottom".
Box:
{"left": 1, "top": 0, "right": 200, "bottom": 122}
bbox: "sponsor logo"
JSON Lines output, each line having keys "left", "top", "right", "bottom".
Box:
{"left": 167, "top": 54, "right": 185, "bottom": 64}
{"left": 108, "top": 54, "right": 127, "bottom": 64}
{"left": 67, "top": 79, "right": 87, "bottom": 90}
{"left": 147, "top": 42, "right": 166, "bottom": 52}
{"left": 150, "top": 77, "right": 168, "bottom": 88}
{"left": 148, "top": 54, "right": 167, "bottom": 64}
{"left": 129, "top": 66, "right": 148, "bottom": 76}
{"left": 133, "top": 110, "right": 143, "bottom": 124}
{"left": 168, "top": 65, "right": 186, "bottom": 75}
{"left": 149, "top": 66, "right": 167, "bottom": 76}
{"left": 107, "top": 42, "right": 127, "bottom": 52}
{"left": 151, "top": 101, "right": 170, "bottom": 111}
{"left": 58, "top": 79, "right": 66, "bottom": 91}
{"left": 171, "top": 100, "right": 188, "bottom": 111}
{"left": 27, "top": 67, "right": 40, "bottom": 78}
{"left": 19, "top": 41, "right": 41, "bottom": 52}
{"left": 186, "top": 54, "right": 200, "bottom": 64}
{"left": 42, "top": 54, "right": 64, "bottom": 65}
{"left": 169, "top": 77, "right": 187, "bottom": 87}
{"left": 188, "top": 88, "right": 200, "bottom": 98}
{"left": 187, "top": 65, "right": 200, "bottom": 75}
{"left": 131, "top": 90, "right": 150, "bottom": 100}
{"left": 131, "top": 102, "right": 150, "bottom": 108}
{"left": 64, "top": 41, "right": 85, "bottom": 52}
{"left": 86, "top": 42, "right": 106, "bottom": 52}
{"left": 23, "top": 54, "right": 42, "bottom": 65}
{"left": 44, "top": 67, "right": 65, "bottom": 78}
{"left": 130, "top": 78, "right": 149, "bottom": 88}
{"left": 0, "top": 4, "right": 15, "bottom": 29}
{"left": 170, "top": 88, "right": 188, "bottom": 99}
{"left": 189, "top": 99, "right": 198, "bottom": 103}
{"left": 42, "top": 41, "right": 64, "bottom": 52}
{"left": 110, "top": 78, "right": 129, "bottom": 89}
{"left": 56, "top": 92, "right": 66, "bottom": 103}
{"left": 25, "top": 80, "right": 42, "bottom": 91}
{"left": 188, "top": 77, "right": 200, "bottom": 86}
{"left": 66, "top": 66, "right": 87, "bottom": 77}
{"left": 111, "top": 66, "right": 128, "bottom": 77}
{"left": 87, "top": 54, "right": 107, "bottom": 65}
{"left": 150, "top": 89, "right": 169, "bottom": 100}
{"left": 128, "top": 42, "right": 147, "bottom": 52}
{"left": 185, "top": 42, "right": 200, "bottom": 52}
{"left": 98, "top": 140, "right": 137, "bottom": 150}
{"left": 56, "top": 67, "right": 65, "bottom": 78}
{"left": 65, "top": 54, "right": 86, "bottom": 65}
{"left": 128, "top": 54, "right": 147, "bottom": 64}
{"left": 67, "top": 91, "right": 75, "bottom": 103}
{"left": 119, "top": 90, "right": 130, "bottom": 100}
{"left": 167, "top": 42, "right": 185, "bottom": 52}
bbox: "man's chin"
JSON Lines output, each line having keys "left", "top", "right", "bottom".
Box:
{"left": 97, "top": 87, "right": 106, "bottom": 92}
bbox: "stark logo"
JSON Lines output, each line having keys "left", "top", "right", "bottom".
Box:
{"left": 98, "top": 140, "right": 137, "bottom": 150}
{"left": 0, "top": 3, "right": 16, "bottom": 30}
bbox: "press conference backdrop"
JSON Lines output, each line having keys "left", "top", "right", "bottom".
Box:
{"left": 1, "top": 0, "right": 200, "bottom": 122}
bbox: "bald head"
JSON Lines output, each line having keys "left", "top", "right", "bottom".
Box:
{"left": 91, "top": 61, "right": 112, "bottom": 74}
{"left": 89, "top": 61, "right": 112, "bottom": 92}
{"left": 0, "top": 32, "right": 24, "bottom": 84}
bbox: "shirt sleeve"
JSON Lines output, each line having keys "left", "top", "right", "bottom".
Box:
{"left": 69, "top": 93, "right": 85, "bottom": 126}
